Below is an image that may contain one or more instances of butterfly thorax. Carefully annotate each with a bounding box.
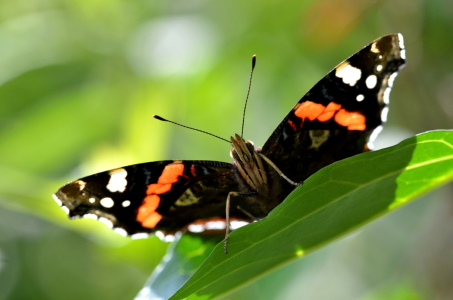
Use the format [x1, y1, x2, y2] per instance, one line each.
[229, 133, 287, 217]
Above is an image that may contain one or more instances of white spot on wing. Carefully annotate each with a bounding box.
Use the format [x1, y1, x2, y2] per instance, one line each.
[383, 87, 391, 105]
[356, 94, 365, 102]
[122, 200, 131, 207]
[100, 197, 114, 208]
[62, 206, 70, 215]
[107, 168, 128, 193]
[75, 180, 86, 190]
[231, 220, 249, 229]
[99, 217, 114, 229]
[376, 65, 383, 72]
[369, 125, 383, 142]
[52, 194, 62, 206]
[89, 197, 96, 203]
[205, 221, 226, 230]
[335, 62, 361, 86]
[187, 220, 249, 233]
[155, 231, 165, 240]
[388, 72, 398, 88]
[366, 75, 377, 89]
[113, 227, 128, 236]
[398, 33, 405, 50]
[370, 42, 379, 53]
[381, 106, 389, 122]
[163, 235, 175, 242]
[154, 231, 175, 242]
[131, 233, 149, 239]
[83, 213, 98, 220]
[188, 224, 205, 232]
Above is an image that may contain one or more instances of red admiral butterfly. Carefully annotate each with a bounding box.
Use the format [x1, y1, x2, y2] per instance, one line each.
[53, 34, 405, 253]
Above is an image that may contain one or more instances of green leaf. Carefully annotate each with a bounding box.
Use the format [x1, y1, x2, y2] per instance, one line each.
[168, 130, 453, 299]
[137, 235, 222, 300]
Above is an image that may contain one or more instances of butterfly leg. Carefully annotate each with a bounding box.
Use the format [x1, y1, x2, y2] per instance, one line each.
[258, 153, 300, 186]
[224, 191, 257, 254]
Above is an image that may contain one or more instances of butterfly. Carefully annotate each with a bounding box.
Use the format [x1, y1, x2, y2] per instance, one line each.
[53, 34, 406, 253]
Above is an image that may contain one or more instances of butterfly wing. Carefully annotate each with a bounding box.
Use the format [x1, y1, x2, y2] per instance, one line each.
[261, 34, 406, 184]
[53, 160, 243, 236]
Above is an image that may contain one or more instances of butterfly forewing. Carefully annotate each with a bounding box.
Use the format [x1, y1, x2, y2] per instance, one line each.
[261, 34, 406, 184]
[54, 160, 241, 235]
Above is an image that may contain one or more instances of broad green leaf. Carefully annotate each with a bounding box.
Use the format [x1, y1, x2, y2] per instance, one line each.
[168, 130, 453, 299]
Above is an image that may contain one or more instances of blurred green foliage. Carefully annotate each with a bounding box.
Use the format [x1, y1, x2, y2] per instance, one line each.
[1, 0, 453, 299]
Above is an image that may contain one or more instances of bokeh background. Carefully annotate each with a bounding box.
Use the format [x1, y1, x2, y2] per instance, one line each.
[1, 0, 453, 299]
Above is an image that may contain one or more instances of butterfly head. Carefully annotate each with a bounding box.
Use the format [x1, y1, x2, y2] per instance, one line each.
[229, 134, 257, 163]
[229, 133, 269, 192]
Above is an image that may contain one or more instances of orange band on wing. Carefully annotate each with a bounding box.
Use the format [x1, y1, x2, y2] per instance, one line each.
[294, 101, 325, 121]
[292, 100, 366, 131]
[137, 195, 160, 223]
[137, 163, 187, 228]
[143, 195, 160, 211]
[317, 102, 341, 122]
[147, 183, 172, 194]
[157, 163, 185, 183]
[334, 109, 366, 130]
[141, 212, 162, 228]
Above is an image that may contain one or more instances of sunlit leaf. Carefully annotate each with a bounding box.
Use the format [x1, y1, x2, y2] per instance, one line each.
[169, 130, 453, 299]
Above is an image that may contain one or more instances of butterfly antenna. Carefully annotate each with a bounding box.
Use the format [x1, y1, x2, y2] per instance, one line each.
[241, 54, 257, 138]
[153, 115, 230, 144]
